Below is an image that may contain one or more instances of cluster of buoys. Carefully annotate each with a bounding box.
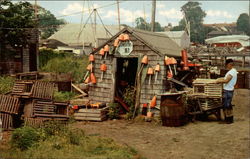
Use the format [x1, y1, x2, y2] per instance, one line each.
[84, 54, 97, 84]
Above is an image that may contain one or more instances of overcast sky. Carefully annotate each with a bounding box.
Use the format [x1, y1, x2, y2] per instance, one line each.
[35, 1, 249, 27]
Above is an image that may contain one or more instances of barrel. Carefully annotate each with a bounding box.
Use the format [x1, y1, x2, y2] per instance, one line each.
[160, 93, 187, 127]
[245, 71, 250, 89]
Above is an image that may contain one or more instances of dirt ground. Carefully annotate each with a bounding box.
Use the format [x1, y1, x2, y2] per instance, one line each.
[74, 89, 250, 159]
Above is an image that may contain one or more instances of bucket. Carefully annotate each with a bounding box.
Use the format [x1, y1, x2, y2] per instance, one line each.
[160, 93, 187, 127]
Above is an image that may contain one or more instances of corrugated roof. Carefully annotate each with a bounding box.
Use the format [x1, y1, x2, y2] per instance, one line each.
[48, 23, 123, 46]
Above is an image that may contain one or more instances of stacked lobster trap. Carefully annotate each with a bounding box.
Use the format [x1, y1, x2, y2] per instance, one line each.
[187, 79, 223, 117]
[0, 79, 69, 130]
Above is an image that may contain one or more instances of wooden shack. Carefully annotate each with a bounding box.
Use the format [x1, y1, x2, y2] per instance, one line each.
[0, 28, 38, 74]
[88, 27, 182, 109]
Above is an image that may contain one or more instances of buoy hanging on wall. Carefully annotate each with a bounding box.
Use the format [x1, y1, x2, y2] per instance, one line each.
[90, 73, 97, 84]
[100, 63, 107, 81]
[154, 64, 160, 82]
[147, 67, 154, 85]
[104, 45, 109, 59]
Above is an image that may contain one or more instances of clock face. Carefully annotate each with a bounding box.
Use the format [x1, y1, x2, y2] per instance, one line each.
[116, 41, 133, 56]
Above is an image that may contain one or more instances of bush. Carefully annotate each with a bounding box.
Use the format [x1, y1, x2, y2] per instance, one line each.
[11, 126, 40, 150]
[41, 56, 88, 83]
[0, 76, 15, 94]
[108, 103, 120, 119]
[53, 91, 76, 102]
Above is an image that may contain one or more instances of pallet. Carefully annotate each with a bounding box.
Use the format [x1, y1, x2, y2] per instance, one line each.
[74, 107, 109, 121]
[0, 94, 20, 114]
[31, 81, 57, 100]
[0, 112, 13, 130]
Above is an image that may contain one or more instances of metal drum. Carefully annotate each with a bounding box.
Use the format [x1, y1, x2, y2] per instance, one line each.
[160, 92, 187, 127]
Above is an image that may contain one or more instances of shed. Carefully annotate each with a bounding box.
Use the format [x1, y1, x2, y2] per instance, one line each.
[88, 27, 182, 109]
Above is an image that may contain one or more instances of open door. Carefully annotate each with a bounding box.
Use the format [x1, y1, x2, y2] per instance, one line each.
[114, 58, 138, 112]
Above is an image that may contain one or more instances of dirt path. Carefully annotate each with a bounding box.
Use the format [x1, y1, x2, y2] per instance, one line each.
[74, 89, 250, 159]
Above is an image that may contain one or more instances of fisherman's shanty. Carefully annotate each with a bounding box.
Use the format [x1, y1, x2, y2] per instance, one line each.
[87, 27, 182, 109]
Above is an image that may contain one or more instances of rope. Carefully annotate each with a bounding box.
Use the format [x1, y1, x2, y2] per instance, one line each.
[96, 10, 113, 37]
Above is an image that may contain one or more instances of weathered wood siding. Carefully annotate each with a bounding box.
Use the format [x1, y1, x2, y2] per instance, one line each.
[89, 32, 168, 108]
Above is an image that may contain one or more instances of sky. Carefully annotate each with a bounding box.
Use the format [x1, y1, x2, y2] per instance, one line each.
[34, 1, 249, 27]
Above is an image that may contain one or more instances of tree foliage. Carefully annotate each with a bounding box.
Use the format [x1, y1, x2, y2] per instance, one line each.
[38, 6, 66, 39]
[135, 17, 164, 32]
[171, 2, 214, 43]
[0, 0, 35, 47]
[236, 13, 250, 36]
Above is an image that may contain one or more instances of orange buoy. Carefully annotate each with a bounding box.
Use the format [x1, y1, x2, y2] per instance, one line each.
[154, 64, 160, 82]
[181, 49, 189, 70]
[118, 34, 125, 41]
[90, 73, 97, 84]
[114, 38, 119, 47]
[167, 71, 173, 78]
[99, 48, 105, 56]
[147, 111, 153, 118]
[147, 67, 154, 75]
[84, 76, 90, 84]
[89, 54, 94, 62]
[165, 56, 170, 65]
[150, 95, 157, 108]
[86, 64, 92, 71]
[124, 34, 129, 41]
[155, 64, 160, 72]
[100, 63, 107, 72]
[141, 55, 148, 64]
[104, 45, 109, 52]
[147, 67, 154, 85]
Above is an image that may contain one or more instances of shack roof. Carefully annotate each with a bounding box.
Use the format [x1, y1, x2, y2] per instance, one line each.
[92, 27, 183, 57]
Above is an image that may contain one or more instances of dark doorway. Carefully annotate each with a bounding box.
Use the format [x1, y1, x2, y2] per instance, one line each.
[115, 58, 138, 113]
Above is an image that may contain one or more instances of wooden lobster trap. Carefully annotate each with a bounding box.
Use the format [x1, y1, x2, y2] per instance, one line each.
[192, 79, 222, 98]
[0, 95, 20, 115]
[0, 112, 13, 130]
[11, 80, 34, 98]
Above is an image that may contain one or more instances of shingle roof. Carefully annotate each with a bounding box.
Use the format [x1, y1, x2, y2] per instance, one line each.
[93, 27, 183, 57]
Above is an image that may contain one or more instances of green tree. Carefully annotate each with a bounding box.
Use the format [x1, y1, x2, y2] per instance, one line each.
[171, 2, 211, 43]
[236, 13, 250, 36]
[135, 17, 164, 32]
[38, 6, 66, 39]
[0, 0, 35, 48]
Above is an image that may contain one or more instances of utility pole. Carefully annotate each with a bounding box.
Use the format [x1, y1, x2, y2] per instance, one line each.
[94, 9, 97, 48]
[151, 0, 156, 32]
[117, 0, 121, 30]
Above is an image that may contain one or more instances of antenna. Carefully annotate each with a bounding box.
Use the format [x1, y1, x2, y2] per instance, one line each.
[116, 0, 121, 30]
[151, 0, 156, 32]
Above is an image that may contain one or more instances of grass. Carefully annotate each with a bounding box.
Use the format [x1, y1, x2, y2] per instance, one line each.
[0, 122, 144, 159]
[0, 76, 15, 94]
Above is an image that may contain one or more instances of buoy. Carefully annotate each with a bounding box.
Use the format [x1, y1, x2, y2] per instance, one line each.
[167, 71, 173, 79]
[170, 57, 177, 75]
[118, 34, 125, 41]
[100, 63, 107, 81]
[90, 73, 97, 84]
[89, 54, 94, 62]
[165, 56, 173, 75]
[141, 55, 148, 64]
[124, 34, 129, 41]
[99, 48, 105, 56]
[114, 38, 119, 47]
[104, 45, 109, 59]
[150, 95, 157, 108]
[154, 64, 160, 82]
[181, 49, 189, 70]
[147, 67, 154, 85]
[84, 76, 90, 84]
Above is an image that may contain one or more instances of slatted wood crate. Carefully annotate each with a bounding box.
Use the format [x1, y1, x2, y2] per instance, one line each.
[198, 98, 222, 111]
[74, 107, 109, 121]
[24, 117, 50, 127]
[32, 100, 69, 118]
[0, 95, 20, 114]
[192, 79, 222, 98]
[31, 81, 57, 100]
[0, 112, 13, 130]
[11, 80, 34, 98]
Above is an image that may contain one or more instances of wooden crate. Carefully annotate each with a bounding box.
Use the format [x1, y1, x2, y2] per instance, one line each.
[0, 112, 13, 130]
[74, 107, 109, 121]
[32, 100, 69, 119]
[31, 81, 57, 100]
[11, 80, 34, 98]
[192, 79, 222, 98]
[198, 98, 222, 111]
[0, 95, 20, 114]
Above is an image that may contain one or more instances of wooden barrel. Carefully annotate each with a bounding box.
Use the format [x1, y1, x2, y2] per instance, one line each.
[160, 93, 187, 127]
[245, 71, 250, 89]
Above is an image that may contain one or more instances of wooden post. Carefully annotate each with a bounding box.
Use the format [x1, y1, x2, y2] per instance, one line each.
[242, 56, 245, 68]
[110, 58, 117, 103]
[151, 0, 156, 32]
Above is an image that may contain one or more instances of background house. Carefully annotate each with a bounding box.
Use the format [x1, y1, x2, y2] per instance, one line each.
[46, 23, 123, 55]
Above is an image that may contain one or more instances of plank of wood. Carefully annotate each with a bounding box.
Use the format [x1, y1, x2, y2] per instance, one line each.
[71, 83, 87, 96]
